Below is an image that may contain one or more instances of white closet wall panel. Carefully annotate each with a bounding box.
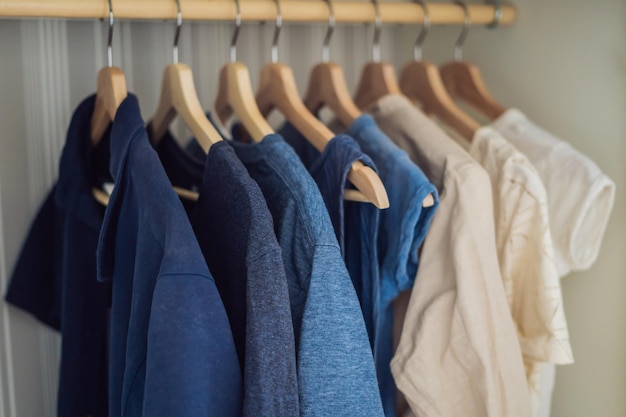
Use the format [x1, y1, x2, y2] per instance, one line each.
[1, 20, 54, 417]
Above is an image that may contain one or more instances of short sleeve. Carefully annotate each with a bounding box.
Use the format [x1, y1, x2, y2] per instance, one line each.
[5, 188, 63, 330]
[495, 169, 573, 365]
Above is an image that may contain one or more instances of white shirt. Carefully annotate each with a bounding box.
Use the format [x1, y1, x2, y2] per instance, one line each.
[491, 109, 615, 277]
[369, 94, 532, 417]
[490, 109, 615, 417]
[468, 127, 574, 415]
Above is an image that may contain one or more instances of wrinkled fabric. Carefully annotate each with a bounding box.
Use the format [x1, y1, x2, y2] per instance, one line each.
[491, 109, 615, 417]
[5, 95, 110, 417]
[369, 94, 532, 417]
[98, 96, 242, 417]
[325, 116, 439, 417]
[491, 109, 615, 277]
[467, 127, 574, 415]
[278, 124, 381, 350]
[197, 115, 384, 416]
[157, 134, 300, 417]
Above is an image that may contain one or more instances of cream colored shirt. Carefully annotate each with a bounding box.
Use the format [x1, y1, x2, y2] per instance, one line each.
[467, 127, 574, 415]
[490, 109, 615, 417]
[490, 109, 615, 277]
[369, 94, 532, 417]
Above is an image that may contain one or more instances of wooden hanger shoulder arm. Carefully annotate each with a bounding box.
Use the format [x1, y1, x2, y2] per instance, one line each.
[91, 66, 127, 145]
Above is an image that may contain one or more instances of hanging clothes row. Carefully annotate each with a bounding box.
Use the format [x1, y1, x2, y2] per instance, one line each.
[3, 1, 614, 417]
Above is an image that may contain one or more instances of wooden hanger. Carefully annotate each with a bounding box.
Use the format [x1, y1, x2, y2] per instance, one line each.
[304, 0, 360, 126]
[91, 66, 127, 145]
[93, 64, 205, 207]
[306, 66, 407, 210]
[257, 63, 387, 209]
[92, 185, 198, 206]
[401, 61, 480, 142]
[144, 3, 214, 205]
[150, 2, 222, 153]
[91, 1, 128, 205]
[440, 62, 505, 120]
[215, 63, 274, 142]
[257, 0, 389, 209]
[353, 0, 401, 110]
[352, 0, 434, 208]
[400, 0, 480, 142]
[305, 63, 361, 128]
[150, 63, 222, 152]
[353, 62, 401, 113]
[214, 2, 273, 142]
[353, 61, 435, 208]
[91, 1, 127, 146]
[307, 63, 437, 209]
[439, 2, 506, 120]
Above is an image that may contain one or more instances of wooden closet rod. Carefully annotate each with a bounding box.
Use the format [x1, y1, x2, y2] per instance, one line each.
[0, 1, 516, 25]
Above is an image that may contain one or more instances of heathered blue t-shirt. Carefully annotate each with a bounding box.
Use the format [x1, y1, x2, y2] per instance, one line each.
[156, 134, 299, 417]
[329, 115, 440, 417]
[5, 95, 110, 417]
[277, 123, 381, 353]
[97, 95, 242, 417]
[189, 118, 384, 416]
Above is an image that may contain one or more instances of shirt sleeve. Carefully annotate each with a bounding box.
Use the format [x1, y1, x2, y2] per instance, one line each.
[391, 166, 533, 417]
[144, 273, 243, 417]
[496, 171, 573, 366]
[298, 245, 384, 416]
[5, 188, 63, 330]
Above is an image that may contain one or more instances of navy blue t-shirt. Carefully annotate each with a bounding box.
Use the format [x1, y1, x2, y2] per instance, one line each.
[5, 95, 110, 417]
[156, 134, 299, 417]
[97, 95, 242, 417]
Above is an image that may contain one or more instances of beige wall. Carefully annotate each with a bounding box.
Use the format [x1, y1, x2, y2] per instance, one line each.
[394, 1, 626, 416]
[0, 1, 624, 416]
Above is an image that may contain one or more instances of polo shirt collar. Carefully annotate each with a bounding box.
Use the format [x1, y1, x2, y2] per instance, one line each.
[109, 94, 144, 181]
[228, 131, 284, 163]
[97, 93, 145, 283]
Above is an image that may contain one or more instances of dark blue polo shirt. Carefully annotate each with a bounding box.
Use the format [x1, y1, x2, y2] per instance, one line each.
[5, 95, 110, 417]
[97, 95, 242, 417]
[156, 135, 299, 417]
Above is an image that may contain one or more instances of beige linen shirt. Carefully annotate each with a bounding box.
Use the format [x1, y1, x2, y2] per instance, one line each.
[369, 94, 532, 417]
[491, 109, 615, 417]
[467, 127, 574, 415]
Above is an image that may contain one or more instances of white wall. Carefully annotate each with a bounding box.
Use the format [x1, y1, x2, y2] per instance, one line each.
[0, 1, 623, 416]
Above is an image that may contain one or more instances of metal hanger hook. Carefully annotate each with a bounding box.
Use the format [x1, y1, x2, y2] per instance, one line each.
[453, 1, 471, 62]
[412, 0, 430, 62]
[484, 0, 502, 29]
[106, 0, 114, 67]
[230, 0, 242, 62]
[371, 0, 382, 62]
[173, 0, 182, 64]
[321, 0, 335, 63]
[271, 0, 283, 63]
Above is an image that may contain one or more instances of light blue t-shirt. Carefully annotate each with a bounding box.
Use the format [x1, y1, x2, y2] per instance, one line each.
[277, 123, 381, 364]
[190, 121, 384, 416]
